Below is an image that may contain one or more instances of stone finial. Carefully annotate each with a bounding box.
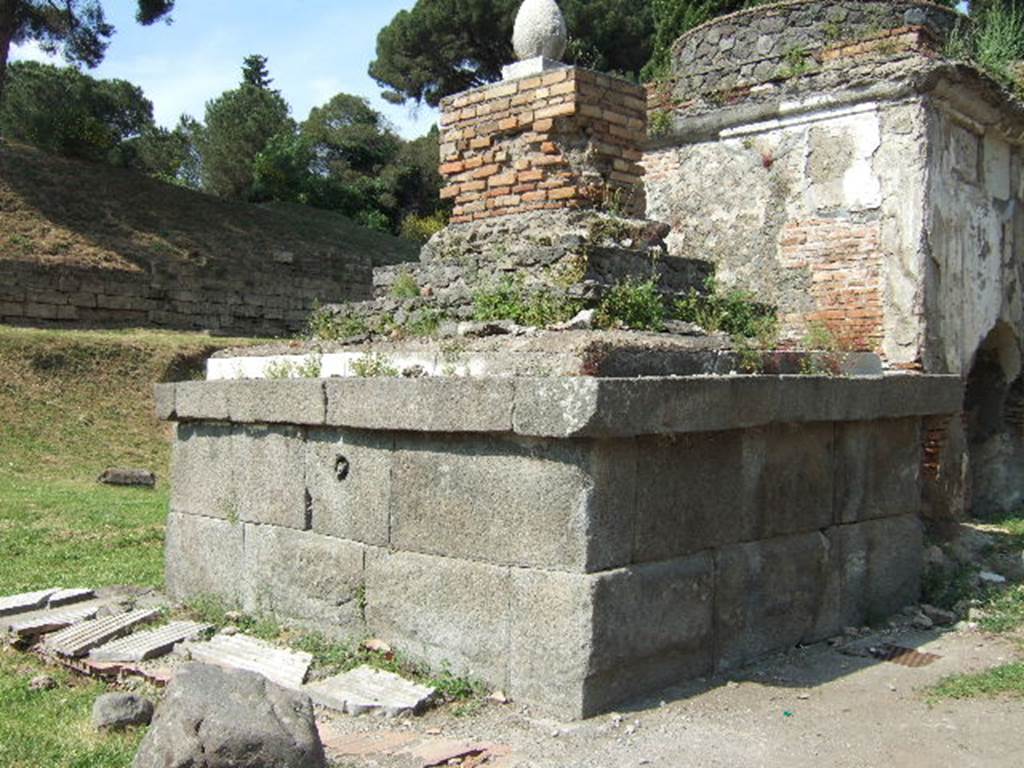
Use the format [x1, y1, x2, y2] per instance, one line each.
[513, 0, 568, 62]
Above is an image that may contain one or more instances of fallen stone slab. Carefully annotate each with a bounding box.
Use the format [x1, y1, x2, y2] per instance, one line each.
[0, 588, 57, 618]
[48, 588, 95, 608]
[304, 665, 436, 717]
[9, 604, 99, 640]
[133, 663, 326, 768]
[98, 468, 157, 488]
[90, 621, 212, 663]
[44, 609, 159, 657]
[186, 633, 312, 691]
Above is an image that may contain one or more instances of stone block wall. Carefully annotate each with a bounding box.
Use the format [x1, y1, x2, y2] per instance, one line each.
[157, 375, 960, 719]
[439, 67, 647, 224]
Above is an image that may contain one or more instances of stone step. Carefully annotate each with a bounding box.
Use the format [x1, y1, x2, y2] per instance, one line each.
[48, 588, 95, 608]
[0, 589, 58, 617]
[305, 666, 436, 717]
[8, 604, 99, 640]
[90, 621, 212, 663]
[43, 609, 160, 658]
[186, 633, 312, 691]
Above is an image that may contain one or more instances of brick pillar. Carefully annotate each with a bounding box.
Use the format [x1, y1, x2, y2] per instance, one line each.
[439, 68, 648, 224]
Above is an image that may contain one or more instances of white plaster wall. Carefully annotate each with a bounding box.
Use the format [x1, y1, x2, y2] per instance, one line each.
[924, 104, 1024, 374]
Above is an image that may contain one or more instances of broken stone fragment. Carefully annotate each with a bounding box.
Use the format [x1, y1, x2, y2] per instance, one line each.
[93, 693, 154, 731]
[97, 468, 156, 489]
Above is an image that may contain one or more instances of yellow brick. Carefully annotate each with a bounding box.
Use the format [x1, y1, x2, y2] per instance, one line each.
[535, 102, 577, 120]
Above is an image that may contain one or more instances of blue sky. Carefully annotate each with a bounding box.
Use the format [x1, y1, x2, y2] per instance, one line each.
[11, 0, 439, 139]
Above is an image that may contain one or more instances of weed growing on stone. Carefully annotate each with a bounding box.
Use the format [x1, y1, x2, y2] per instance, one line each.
[352, 353, 400, 378]
[800, 321, 848, 376]
[649, 109, 672, 137]
[473, 275, 582, 328]
[673, 278, 776, 338]
[264, 354, 322, 379]
[596, 278, 666, 331]
[391, 271, 421, 299]
[781, 45, 813, 78]
[943, 3, 1024, 88]
[305, 305, 369, 341]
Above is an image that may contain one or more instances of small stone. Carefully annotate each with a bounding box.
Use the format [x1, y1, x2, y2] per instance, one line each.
[797, 693, 810, 700]
[912, 612, 934, 630]
[625, 724, 637, 736]
[980, 571, 1007, 584]
[457, 320, 517, 338]
[221, 625, 239, 636]
[223, 611, 243, 622]
[97, 468, 156, 488]
[362, 638, 393, 654]
[726, 680, 739, 689]
[28, 675, 57, 691]
[921, 604, 957, 626]
[550, 309, 595, 331]
[487, 690, 509, 704]
[92, 693, 154, 730]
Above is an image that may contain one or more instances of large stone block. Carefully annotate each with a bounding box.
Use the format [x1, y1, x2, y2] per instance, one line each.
[714, 531, 839, 670]
[834, 419, 921, 524]
[508, 554, 714, 718]
[832, 514, 923, 626]
[165, 513, 245, 606]
[389, 434, 635, 571]
[364, 550, 511, 687]
[170, 423, 238, 520]
[235, 425, 308, 529]
[634, 432, 751, 562]
[228, 380, 326, 425]
[244, 525, 365, 639]
[174, 381, 231, 421]
[305, 429, 392, 546]
[746, 422, 835, 537]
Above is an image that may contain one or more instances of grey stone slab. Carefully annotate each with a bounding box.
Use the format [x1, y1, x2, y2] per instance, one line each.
[244, 525, 365, 639]
[511, 376, 962, 438]
[834, 419, 922, 524]
[89, 621, 211, 662]
[714, 532, 840, 671]
[48, 588, 95, 608]
[170, 423, 238, 519]
[365, 550, 511, 688]
[9, 604, 99, 640]
[187, 633, 312, 691]
[175, 380, 231, 421]
[228, 379, 326, 425]
[389, 434, 594, 571]
[0, 589, 57, 618]
[165, 513, 246, 606]
[304, 666, 436, 717]
[235, 425, 308, 529]
[154, 383, 176, 420]
[746, 422, 835, 538]
[43, 609, 159, 657]
[634, 431, 751, 562]
[510, 555, 715, 719]
[832, 514, 923, 627]
[324, 378, 515, 433]
[305, 429, 392, 546]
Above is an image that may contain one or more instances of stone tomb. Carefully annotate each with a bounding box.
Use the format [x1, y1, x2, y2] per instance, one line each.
[157, 375, 959, 718]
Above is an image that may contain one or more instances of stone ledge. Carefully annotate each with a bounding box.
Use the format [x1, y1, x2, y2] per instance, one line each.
[157, 374, 961, 437]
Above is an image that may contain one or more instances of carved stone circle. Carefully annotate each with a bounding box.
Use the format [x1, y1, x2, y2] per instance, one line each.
[512, 0, 568, 62]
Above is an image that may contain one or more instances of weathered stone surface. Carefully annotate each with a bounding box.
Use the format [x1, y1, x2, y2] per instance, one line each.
[228, 379, 326, 425]
[234, 425, 307, 529]
[0, 589, 57, 618]
[48, 588, 95, 608]
[165, 513, 246, 606]
[714, 532, 839, 670]
[832, 514, 923, 626]
[93, 693, 154, 730]
[834, 419, 922, 524]
[244, 525, 365, 638]
[90, 621, 211, 663]
[153, 383, 176, 421]
[305, 429, 393, 546]
[304, 666, 436, 717]
[174, 380, 230, 421]
[98, 468, 156, 488]
[365, 550, 510, 686]
[170, 423, 237, 519]
[132, 664, 326, 768]
[188, 634, 313, 691]
[9, 604, 99, 640]
[325, 378, 514, 433]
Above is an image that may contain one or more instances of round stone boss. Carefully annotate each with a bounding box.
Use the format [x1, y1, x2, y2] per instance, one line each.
[513, 0, 568, 61]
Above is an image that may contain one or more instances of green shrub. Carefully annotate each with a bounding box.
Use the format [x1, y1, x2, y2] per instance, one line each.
[673, 278, 776, 338]
[351, 353, 399, 378]
[597, 278, 666, 331]
[391, 270, 420, 299]
[305, 306, 369, 341]
[473, 275, 582, 328]
[400, 211, 448, 243]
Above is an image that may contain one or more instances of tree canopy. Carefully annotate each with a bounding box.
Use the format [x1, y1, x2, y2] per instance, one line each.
[0, 1, 174, 105]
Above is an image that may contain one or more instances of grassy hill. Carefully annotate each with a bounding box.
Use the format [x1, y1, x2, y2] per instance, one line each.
[0, 141, 416, 272]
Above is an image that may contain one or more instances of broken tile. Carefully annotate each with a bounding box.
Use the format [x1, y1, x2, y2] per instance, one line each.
[0, 589, 57, 618]
[43, 609, 159, 657]
[186, 633, 312, 690]
[305, 665, 436, 717]
[317, 726, 418, 756]
[48, 588, 95, 608]
[89, 621, 211, 662]
[8, 604, 99, 640]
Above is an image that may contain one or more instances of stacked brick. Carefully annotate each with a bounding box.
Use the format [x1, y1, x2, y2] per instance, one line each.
[439, 68, 647, 224]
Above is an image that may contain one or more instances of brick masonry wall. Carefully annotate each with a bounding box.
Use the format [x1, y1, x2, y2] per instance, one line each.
[0, 251, 405, 337]
[439, 67, 648, 224]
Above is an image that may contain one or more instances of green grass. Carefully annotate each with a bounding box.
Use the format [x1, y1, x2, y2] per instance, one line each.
[0, 648, 146, 768]
[930, 662, 1024, 702]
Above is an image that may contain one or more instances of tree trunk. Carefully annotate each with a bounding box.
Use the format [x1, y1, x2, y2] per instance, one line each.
[0, 3, 13, 111]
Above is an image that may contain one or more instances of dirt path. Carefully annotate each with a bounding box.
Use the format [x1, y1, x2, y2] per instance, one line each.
[319, 625, 1023, 768]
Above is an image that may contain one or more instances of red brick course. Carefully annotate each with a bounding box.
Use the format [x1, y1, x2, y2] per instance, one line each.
[439, 68, 648, 223]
